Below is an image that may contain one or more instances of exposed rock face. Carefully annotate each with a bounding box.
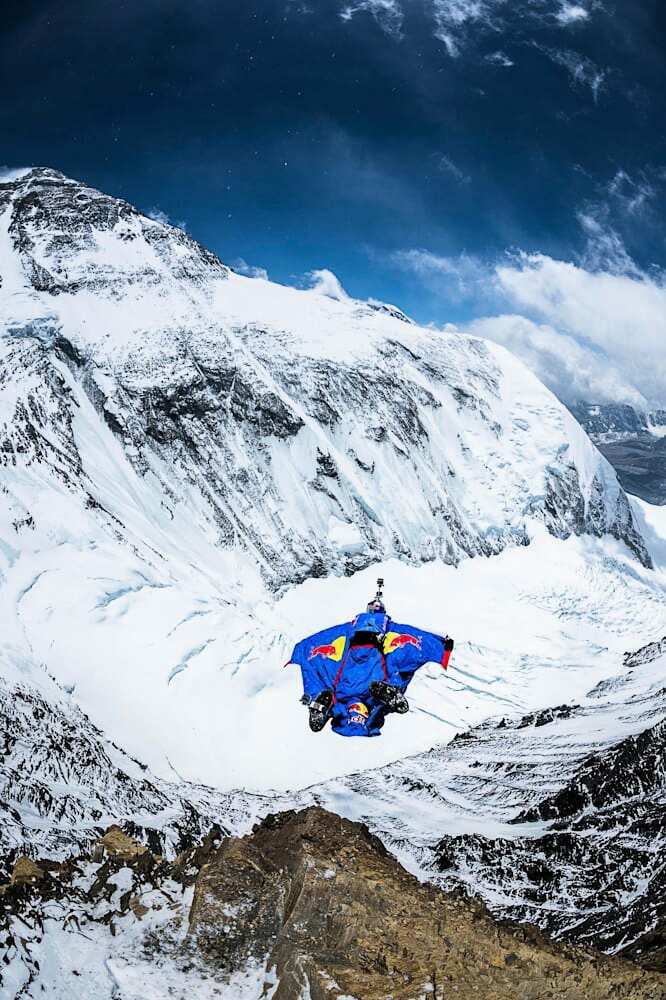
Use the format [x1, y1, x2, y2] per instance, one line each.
[433, 717, 666, 969]
[188, 806, 664, 999]
[0, 821, 223, 997]
[595, 435, 666, 505]
[0, 167, 228, 297]
[570, 401, 666, 504]
[10, 857, 46, 886]
[569, 402, 665, 441]
[6, 811, 662, 998]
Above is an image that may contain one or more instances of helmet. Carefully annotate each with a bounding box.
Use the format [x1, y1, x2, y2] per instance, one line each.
[366, 598, 386, 614]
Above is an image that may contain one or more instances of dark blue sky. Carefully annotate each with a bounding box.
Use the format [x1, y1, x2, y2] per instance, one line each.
[2, 0, 665, 322]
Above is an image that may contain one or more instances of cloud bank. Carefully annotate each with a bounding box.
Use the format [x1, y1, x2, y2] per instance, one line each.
[392, 233, 666, 409]
[488, 253, 666, 407]
[336, 0, 603, 56]
[339, 0, 403, 37]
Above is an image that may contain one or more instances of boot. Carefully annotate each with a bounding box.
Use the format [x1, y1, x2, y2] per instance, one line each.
[308, 689, 333, 732]
[369, 680, 409, 714]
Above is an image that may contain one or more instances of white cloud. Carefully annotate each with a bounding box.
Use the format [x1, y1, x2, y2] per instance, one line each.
[393, 228, 666, 408]
[577, 213, 643, 276]
[437, 154, 471, 184]
[540, 47, 607, 101]
[147, 207, 188, 231]
[0, 166, 33, 182]
[339, 0, 404, 37]
[555, 3, 590, 25]
[431, 0, 505, 56]
[491, 252, 666, 406]
[432, 0, 504, 29]
[606, 169, 656, 216]
[392, 248, 491, 301]
[485, 50, 514, 67]
[306, 268, 349, 299]
[467, 313, 648, 408]
[233, 258, 269, 280]
[335, 1, 603, 54]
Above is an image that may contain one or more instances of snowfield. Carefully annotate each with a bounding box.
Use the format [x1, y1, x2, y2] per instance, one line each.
[12, 523, 666, 793]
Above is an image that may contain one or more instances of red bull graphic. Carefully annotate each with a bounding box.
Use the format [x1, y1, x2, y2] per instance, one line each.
[348, 702, 369, 725]
[308, 635, 346, 662]
[310, 643, 336, 659]
[384, 631, 422, 653]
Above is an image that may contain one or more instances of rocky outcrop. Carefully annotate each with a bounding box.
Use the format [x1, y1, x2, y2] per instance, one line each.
[434, 716, 666, 968]
[595, 436, 666, 506]
[570, 402, 660, 441]
[0, 661, 262, 877]
[6, 810, 662, 998]
[188, 806, 664, 999]
[0, 820, 223, 997]
[1, 167, 228, 297]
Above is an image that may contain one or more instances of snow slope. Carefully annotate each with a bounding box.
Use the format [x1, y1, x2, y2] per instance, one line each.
[0, 167, 663, 858]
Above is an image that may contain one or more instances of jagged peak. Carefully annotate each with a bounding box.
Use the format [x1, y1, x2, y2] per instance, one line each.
[0, 166, 74, 186]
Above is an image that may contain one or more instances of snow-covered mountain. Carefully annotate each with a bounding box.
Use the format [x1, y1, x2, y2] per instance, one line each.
[1, 168, 647, 583]
[1, 167, 654, 792]
[570, 402, 666, 504]
[1, 168, 665, 994]
[570, 403, 666, 443]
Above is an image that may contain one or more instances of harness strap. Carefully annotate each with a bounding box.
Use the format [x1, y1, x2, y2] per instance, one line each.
[380, 650, 388, 681]
[331, 646, 349, 705]
[331, 641, 389, 704]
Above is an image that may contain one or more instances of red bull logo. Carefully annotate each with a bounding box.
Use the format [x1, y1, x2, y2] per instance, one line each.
[308, 635, 346, 662]
[309, 643, 336, 659]
[384, 631, 422, 653]
[348, 702, 369, 725]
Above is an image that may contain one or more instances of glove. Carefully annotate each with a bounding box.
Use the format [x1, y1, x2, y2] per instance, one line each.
[300, 693, 311, 706]
[442, 637, 454, 670]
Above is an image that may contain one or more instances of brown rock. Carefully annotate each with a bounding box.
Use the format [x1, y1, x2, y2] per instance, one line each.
[97, 825, 148, 861]
[10, 856, 46, 885]
[189, 807, 666, 1000]
[129, 894, 150, 919]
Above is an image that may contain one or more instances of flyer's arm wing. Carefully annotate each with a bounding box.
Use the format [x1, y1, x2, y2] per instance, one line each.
[384, 621, 453, 677]
[287, 624, 350, 699]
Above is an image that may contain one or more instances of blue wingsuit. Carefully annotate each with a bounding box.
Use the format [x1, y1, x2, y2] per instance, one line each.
[289, 611, 451, 737]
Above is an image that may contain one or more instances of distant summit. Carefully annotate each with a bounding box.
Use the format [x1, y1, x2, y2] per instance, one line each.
[571, 401, 666, 504]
